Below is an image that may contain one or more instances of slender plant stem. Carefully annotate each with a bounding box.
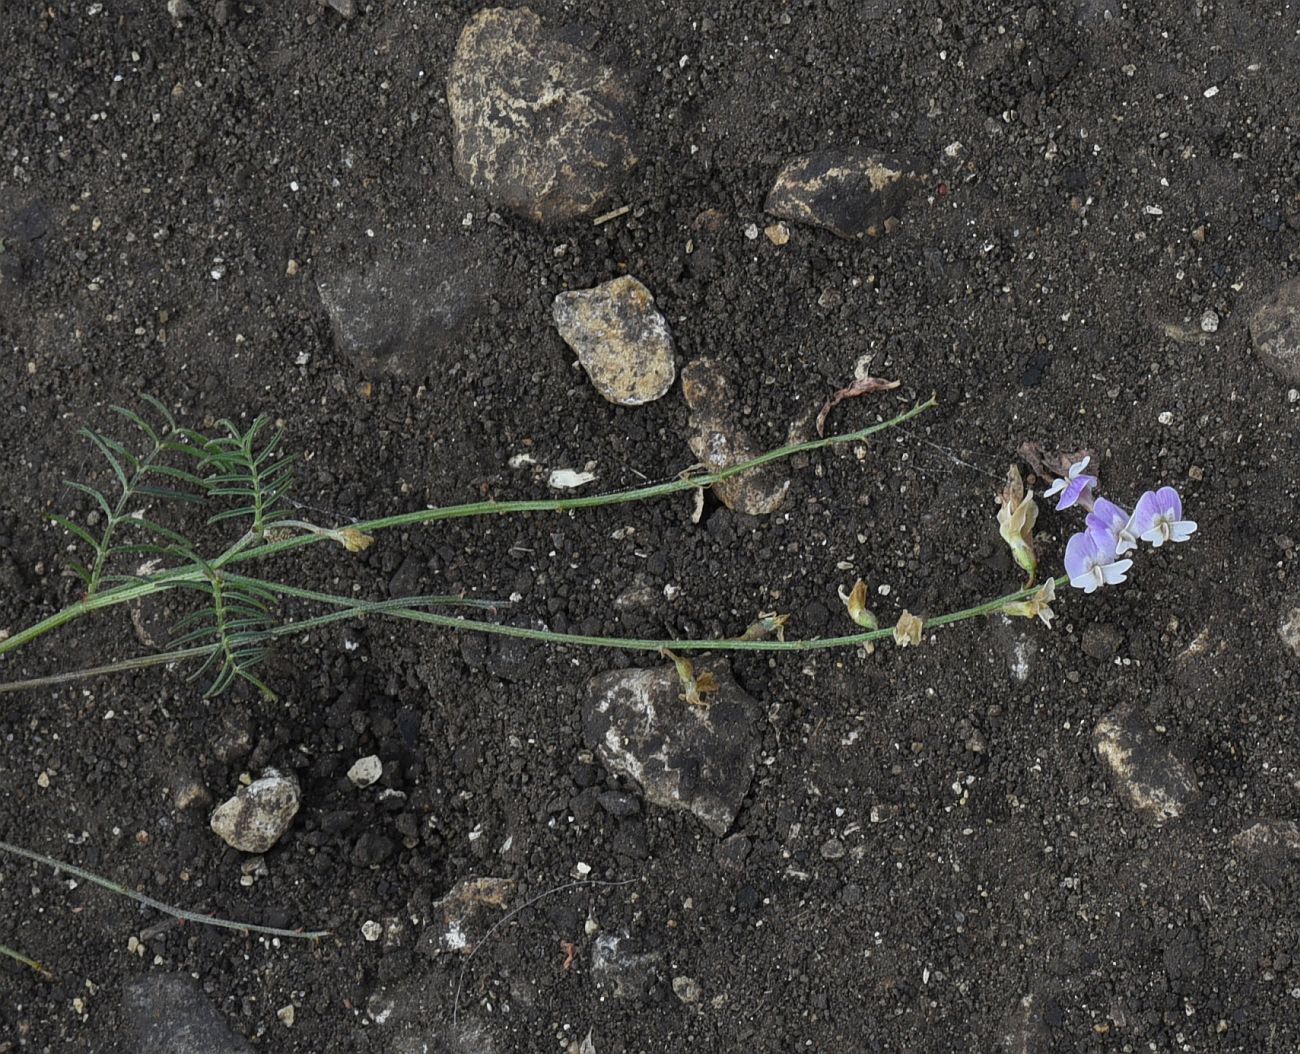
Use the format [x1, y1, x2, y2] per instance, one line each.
[0, 942, 52, 979]
[214, 397, 938, 568]
[0, 839, 329, 939]
[258, 575, 1069, 653]
[0, 398, 936, 661]
[0, 595, 503, 695]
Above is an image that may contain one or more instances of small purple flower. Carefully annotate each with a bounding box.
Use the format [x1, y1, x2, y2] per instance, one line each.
[1129, 486, 1197, 547]
[1085, 496, 1138, 555]
[1044, 456, 1098, 511]
[1065, 528, 1133, 593]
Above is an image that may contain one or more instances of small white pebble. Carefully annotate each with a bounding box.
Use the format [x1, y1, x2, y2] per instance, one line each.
[277, 1005, 295, 1027]
[576, 861, 592, 876]
[347, 756, 383, 788]
[744, 223, 759, 240]
[877, 584, 891, 596]
[361, 920, 383, 942]
[1200, 309, 1219, 333]
[1203, 85, 1219, 98]
[1158, 411, 1174, 425]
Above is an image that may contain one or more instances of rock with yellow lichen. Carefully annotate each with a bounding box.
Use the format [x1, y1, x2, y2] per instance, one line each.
[765, 148, 926, 239]
[553, 276, 676, 406]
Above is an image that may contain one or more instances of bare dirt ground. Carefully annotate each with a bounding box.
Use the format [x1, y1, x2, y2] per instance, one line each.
[2, 1, 1300, 1051]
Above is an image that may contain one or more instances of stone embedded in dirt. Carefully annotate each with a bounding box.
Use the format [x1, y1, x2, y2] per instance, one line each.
[591, 933, 664, 1000]
[1249, 277, 1300, 383]
[347, 755, 383, 788]
[352, 830, 395, 867]
[1092, 705, 1198, 825]
[416, 876, 517, 957]
[209, 769, 301, 853]
[597, 790, 640, 818]
[459, 619, 541, 682]
[681, 358, 789, 517]
[1279, 606, 1300, 656]
[446, 7, 637, 223]
[552, 276, 676, 406]
[123, 974, 254, 1054]
[765, 148, 926, 240]
[1231, 819, 1300, 857]
[212, 706, 254, 764]
[317, 236, 492, 378]
[1080, 622, 1123, 660]
[582, 658, 763, 836]
[672, 975, 701, 1004]
[998, 993, 1051, 1053]
[173, 774, 212, 813]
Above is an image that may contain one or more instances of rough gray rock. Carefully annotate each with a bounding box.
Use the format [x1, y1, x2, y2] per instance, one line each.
[1092, 705, 1198, 825]
[1232, 819, 1300, 857]
[583, 658, 763, 836]
[209, 769, 301, 853]
[681, 358, 789, 515]
[553, 276, 676, 405]
[123, 975, 253, 1054]
[591, 933, 664, 1000]
[416, 876, 516, 957]
[447, 7, 637, 223]
[765, 148, 926, 239]
[1249, 277, 1300, 383]
[317, 236, 491, 377]
[1279, 606, 1300, 656]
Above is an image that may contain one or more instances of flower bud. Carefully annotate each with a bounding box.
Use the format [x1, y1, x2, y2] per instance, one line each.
[1002, 579, 1057, 627]
[838, 580, 879, 630]
[338, 527, 374, 553]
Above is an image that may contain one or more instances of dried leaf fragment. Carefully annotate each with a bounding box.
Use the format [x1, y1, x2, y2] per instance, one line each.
[816, 376, 901, 437]
[660, 648, 719, 708]
[734, 611, 790, 642]
[892, 610, 924, 647]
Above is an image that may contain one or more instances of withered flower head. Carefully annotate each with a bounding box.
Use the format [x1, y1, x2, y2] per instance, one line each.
[996, 465, 1038, 586]
[1002, 578, 1057, 627]
[892, 609, 924, 647]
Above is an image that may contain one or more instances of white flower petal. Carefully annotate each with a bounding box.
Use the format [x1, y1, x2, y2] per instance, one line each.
[1044, 478, 1066, 497]
[1169, 520, 1197, 542]
[1069, 571, 1099, 593]
[1101, 559, 1133, 585]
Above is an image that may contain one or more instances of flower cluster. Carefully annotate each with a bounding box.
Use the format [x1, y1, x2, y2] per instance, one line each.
[1049, 457, 1197, 594]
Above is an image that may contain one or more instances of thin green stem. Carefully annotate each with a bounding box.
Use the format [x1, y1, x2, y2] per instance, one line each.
[0, 398, 936, 661]
[0, 839, 329, 940]
[216, 397, 938, 568]
[0, 942, 53, 979]
[297, 574, 1067, 653]
[0, 595, 503, 695]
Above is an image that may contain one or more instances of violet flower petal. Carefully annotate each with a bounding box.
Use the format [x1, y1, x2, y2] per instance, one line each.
[1087, 497, 1137, 554]
[1054, 472, 1098, 511]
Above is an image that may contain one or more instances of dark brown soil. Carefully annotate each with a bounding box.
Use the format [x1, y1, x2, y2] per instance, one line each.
[2, 2, 1299, 1052]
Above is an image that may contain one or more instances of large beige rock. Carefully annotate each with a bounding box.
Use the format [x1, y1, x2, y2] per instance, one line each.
[447, 7, 637, 223]
[553, 276, 676, 405]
